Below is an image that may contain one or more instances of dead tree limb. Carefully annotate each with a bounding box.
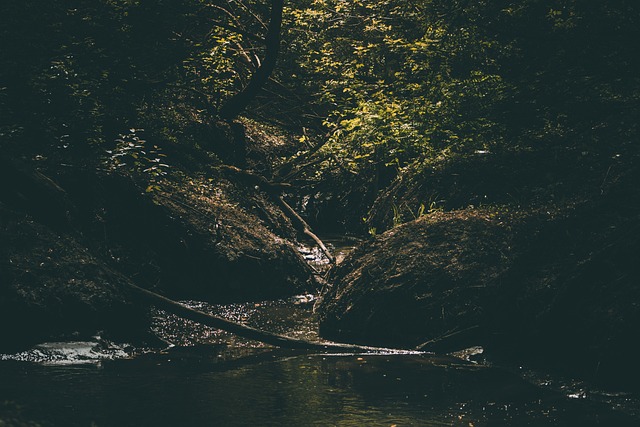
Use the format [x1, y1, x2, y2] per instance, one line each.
[415, 325, 481, 353]
[220, 165, 335, 264]
[275, 195, 335, 264]
[129, 283, 418, 353]
[273, 127, 339, 182]
[220, 164, 291, 193]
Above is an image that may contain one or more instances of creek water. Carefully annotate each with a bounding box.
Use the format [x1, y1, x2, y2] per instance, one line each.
[1, 240, 638, 426]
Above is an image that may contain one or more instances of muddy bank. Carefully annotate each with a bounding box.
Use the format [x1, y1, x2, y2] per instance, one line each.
[0, 203, 147, 352]
[367, 146, 633, 233]
[318, 208, 530, 348]
[0, 122, 317, 351]
[319, 164, 640, 388]
[52, 169, 314, 302]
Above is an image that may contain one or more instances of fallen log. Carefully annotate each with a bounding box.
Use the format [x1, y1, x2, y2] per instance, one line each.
[128, 283, 418, 354]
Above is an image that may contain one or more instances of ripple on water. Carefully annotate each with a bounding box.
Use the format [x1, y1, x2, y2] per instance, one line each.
[0, 336, 130, 365]
[151, 299, 321, 348]
[0, 298, 322, 365]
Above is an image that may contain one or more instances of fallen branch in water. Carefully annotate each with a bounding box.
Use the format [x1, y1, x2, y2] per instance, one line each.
[275, 195, 335, 264]
[220, 164, 335, 264]
[129, 283, 417, 353]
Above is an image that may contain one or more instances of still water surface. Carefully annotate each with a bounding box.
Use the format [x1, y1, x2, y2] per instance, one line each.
[0, 350, 613, 427]
[1, 298, 637, 426]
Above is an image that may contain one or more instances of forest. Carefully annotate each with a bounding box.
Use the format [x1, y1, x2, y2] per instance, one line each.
[1, 0, 640, 425]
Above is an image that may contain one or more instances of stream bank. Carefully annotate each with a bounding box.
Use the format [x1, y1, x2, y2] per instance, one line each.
[317, 151, 640, 390]
[0, 121, 318, 352]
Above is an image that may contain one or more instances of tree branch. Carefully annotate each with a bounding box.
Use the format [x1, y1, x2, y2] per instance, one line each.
[220, 164, 336, 264]
[129, 283, 418, 353]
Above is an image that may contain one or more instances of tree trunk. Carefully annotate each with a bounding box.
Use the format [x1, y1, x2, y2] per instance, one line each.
[219, 0, 284, 120]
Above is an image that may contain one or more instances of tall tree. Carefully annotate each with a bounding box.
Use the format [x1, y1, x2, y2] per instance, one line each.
[219, 0, 284, 120]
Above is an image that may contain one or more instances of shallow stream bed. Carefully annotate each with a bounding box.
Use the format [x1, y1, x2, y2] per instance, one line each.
[1, 239, 638, 426]
[1, 298, 638, 426]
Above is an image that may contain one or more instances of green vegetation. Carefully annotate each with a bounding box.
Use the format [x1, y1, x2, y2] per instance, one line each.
[1, 0, 639, 389]
[1, 0, 284, 164]
[280, 0, 639, 230]
[3, 1, 637, 186]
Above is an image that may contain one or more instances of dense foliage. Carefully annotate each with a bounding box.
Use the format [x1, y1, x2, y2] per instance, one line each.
[2, 2, 639, 398]
[276, 0, 639, 231]
[280, 0, 640, 169]
[1, 0, 638, 219]
[1, 0, 279, 163]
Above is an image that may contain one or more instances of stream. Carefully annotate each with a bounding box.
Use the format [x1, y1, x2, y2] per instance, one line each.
[1, 239, 639, 426]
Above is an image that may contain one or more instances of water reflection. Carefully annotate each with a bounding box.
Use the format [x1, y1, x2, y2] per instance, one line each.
[0, 337, 130, 365]
[1, 271, 638, 425]
[0, 350, 637, 426]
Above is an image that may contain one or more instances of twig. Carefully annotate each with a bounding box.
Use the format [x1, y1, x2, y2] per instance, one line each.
[416, 325, 481, 352]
